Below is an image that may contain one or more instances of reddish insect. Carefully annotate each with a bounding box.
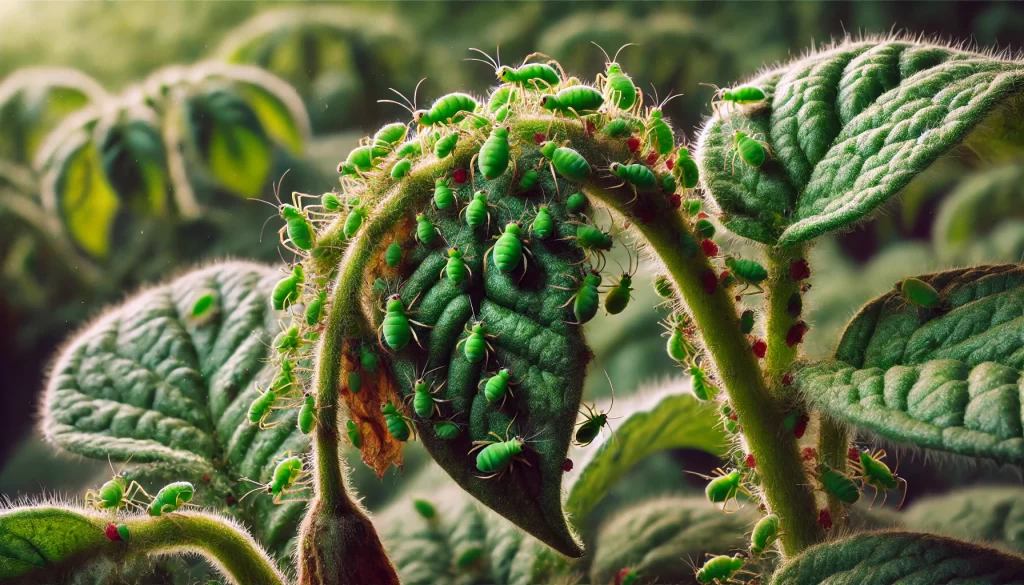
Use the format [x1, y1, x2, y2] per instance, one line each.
[790, 259, 810, 280]
[701, 239, 719, 257]
[453, 168, 468, 184]
[702, 269, 718, 294]
[752, 338, 767, 358]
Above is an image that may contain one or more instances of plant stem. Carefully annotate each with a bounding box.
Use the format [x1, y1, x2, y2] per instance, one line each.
[763, 244, 805, 390]
[818, 417, 851, 525]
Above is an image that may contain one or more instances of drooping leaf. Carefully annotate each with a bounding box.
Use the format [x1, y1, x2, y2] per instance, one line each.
[41, 262, 309, 559]
[234, 80, 309, 155]
[798, 264, 1024, 464]
[933, 162, 1024, 261]
[589, 496, 759, 585]
[564, 381, 728, 529]
[697, 40, 1024, 245]
[97, 111, 170, 217]
[770, 531, 1024, 585]
[905, 487, 1024, 553]
[187, 89, 272, 198]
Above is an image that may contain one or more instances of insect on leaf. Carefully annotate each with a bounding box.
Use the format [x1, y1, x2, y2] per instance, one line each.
[698, 40, 1024, 245]
[798, 264, 1024, 465]
[769, 531, 1024, 585]
[41, 262, 309, 560]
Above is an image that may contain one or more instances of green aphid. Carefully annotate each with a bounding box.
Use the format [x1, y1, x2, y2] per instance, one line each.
[441, 246, 472, 285]
[480, 368, 515, 406]
[391, 158, 412, 179]
[244, 456, 305, 505]
[381, 401, 414, 442]
[378, 294, 426, 351]
[673, 147, 700, 189]
[818, 464, 861, 504]
[664, 325, 696, 363]
[711, 84, 767, 108]
[395, 141, 422, 159]
[470, 426, 527, 479]
[661, 173, 677, 194]
[897, 277, 940, 309]
[372, 278, 388, 296]
[684, 198, 702, 216]
[271, 359, 296, 392]
[305, 289, 327, 326]
[725, 257, 768, 291]
[497, 62, 561, 91]
[540, 141, 592, 182]
[644, 107, 676, 156]
[558, 271, 601, 325]
[190, 291, 217, 323]
[705, 469, 744, 508]
[359, 345, 379, 373]
[434, 420, 462, 440]
[415, 213, 438, 245]
[434, 131, 459, 158]
[456, 320, 497, 364]
[321, 192, 342, 212]
[610, 162, 658, 190]
[594, 43, 638, 110]
[740, 309, 755, 334]
[462, 190, 491, 230]
[338, 144, 383, 176]
[85, 463, 145, 512]
[347, 419, 361, 449]
[279, 204, 315, 252]
[344, 197, 368, 239]
[408, 376, 447, 419]
[731, 130, 770, 169]
[495, 104, 510, 123]
[385, 242, 402, 267]
[147, 481, 194, 516]
[696, 554, 744, 585]
[858, 449, 905, 507]
[248, 384, 279, 428]
[690, 364, 718, 401]
[413, 498, 437, 519]
[750, 514, 780, 558]
[653, 275, 674, 299]
[415, 93, 479, 126]
[695, 218, 716, 239]
[433, 178, 456, 210]
[112, 524, 131, 543]
[274, 325, 303, 354]
[604, 271, 634, 315]
[540, 85, 604, 115]
[479, 126, 511, 180]
[486, 85, 518, 113]
[297, 394, 316, 434]
[575, 382, 614, 446]
[601, 117, 637, 138]
[348, 370, 362, 394]
[530, 205, 554, 239]
[372, 122, 408, 151]
[565, 192, 587, 215]
[570, 223, 614, 270]
[487, 221, 531, 274]
[519, 168, 539, 191]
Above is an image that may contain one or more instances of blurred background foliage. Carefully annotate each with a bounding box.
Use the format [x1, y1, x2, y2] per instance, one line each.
[4, 1, 1024, 582]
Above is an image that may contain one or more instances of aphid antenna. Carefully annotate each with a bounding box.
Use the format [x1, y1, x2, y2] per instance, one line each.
[649, 84, 684, 110]
[590, 41, 612, 65]
[378, 78, 425, 116]
[466, 47, 500, 71]
[612, 43, 637, 63]
[698, 82, 725, 95]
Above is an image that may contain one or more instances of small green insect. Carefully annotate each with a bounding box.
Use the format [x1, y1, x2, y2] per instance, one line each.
[434, 131, 459, 158]
[381, 401, 415, 442]
[413, 498, 437, 519]
[575, 372, 616, 446]
[378, 293, 429, 352]
[86, 459, 148, 513]
[725, 257, 768, 293]
[305, 289, 327, 326]
[433, 178, 456, 210]
[690, 364, 718, 401]
[653, 275, 674, 299]
[695, 218, 716, 239]
[105, 523, 131, 543]
[321, 192, 342, 212]
[519, 168, 539, 191]
[347, 419, 361, 449]
[189, 291, 217, 324]
[661, 172, 677, 194]
[416, 92, 480, 126]
[856, 449, 907, 508]
[729, 130, 772, 171]
[415, 213, 438, 245]
[701, 468, 747, 510]
[673, 147, 700, 189]
[750, 514, 780, 558]
[480, 368, 518, 407]
[391, 158, 412, 180]
[441, 246, 473, 285]
[530, 204, 554, 239]
[348, 370, 362, 394]
[540, 85, 604, 115]
[695, 554, 744, 584]
[147, 481, 195, 516]
[565, 221, 614, 270]
[818, 464, 861, 504]
[610, 162, 658, 194]
[359, 345, 379, 373]
[663, 319, 696, 363]
[240, 456, 306, 505]
[644, 89, 683, 156]
[469, 420, 530, 480]
[274, 325, 304, 354]
[601, 117, 638, 138]
[344, 197, 369, 239]
[478, 125, 512, 180]
[684, 198, 702, 216]
[540, 141, 592, 182]
[565, 192, 587, 215]
[297, 393, 316, 434]
[278, 203, 316, 252]
[487, 85, 518, 113]
[406, 372, 449, 418]
[395, 141, 422, 159]
[468, 48, 562, 91]
[896, 277, 941, 309]
[271, 358, 296, 393]
[385, 241, 402, 268]
[434, 419, 463, 440]
[248, 383, 282, 429]
[604, 257, 637, 315]
[495, 103, 510, 122]
[337, 144, 383, 176]
[705, 83, 767, 112]
[456, 320, 499, 364]
[485, 221, 533, 276]
[461, 190, 493, 231]
[593, 42, 638, 111]
[371, 122, 408, 151]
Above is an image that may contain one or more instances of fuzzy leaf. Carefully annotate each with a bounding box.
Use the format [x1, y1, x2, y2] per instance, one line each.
[41, 262, 309, 558]
[798, 264, 1024, 464]
[770, 531, 1024, 585]
[0, 507, 106, 581]
[564, 382, 728, 529]
[697, 40, 1024, 245]
[383, 148, 591, 557]
[905, 487, 1024, 553]
[934, 163, 1024, 261]
[590, 496, 758, 585]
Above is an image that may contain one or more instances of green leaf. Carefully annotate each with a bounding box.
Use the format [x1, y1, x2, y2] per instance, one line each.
[797, 264, 1024, 464]
[97, 112, 170, 217]
[564, 382, 728, 529]
[697, 40, 1024, 245]
[934, 163, 1024, 261]
[0, 506, 107, 580]
[41, 262, 309, 559]
[770, 531, 1024, 585]
[187, 89, 272, 198]
[904, 486, 1024, 553]
[386, 149, 591, 557]
[234, 80, 309, 155]
[589, 496, 758, 585]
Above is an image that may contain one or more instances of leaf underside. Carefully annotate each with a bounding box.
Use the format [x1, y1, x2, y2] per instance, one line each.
[798, 264, 1024, 465]
[770, 531, 1024, 585]
[904, 486, 1024, 553]
[0, 507, 106, 581]
[41, 262, 308, 558]
[380, 148, 591, 557]
[698, 40, 1024, 245]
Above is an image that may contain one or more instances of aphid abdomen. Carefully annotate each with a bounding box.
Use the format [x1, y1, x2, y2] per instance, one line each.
[494, 231, 523, 272]
[479, 127, 511, 180]
[383, 311, 412, 351]
[550, 147, 592, 182]
[573, 281, 601, 324]
[475, 439, 522, 473]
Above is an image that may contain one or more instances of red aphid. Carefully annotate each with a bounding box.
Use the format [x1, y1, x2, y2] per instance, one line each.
[452, 168, 468, 184]
[702, 269, 718, 294]
[785, 321, 808, 347]
[719, 270, 731, 283]
[533, 132, 546, 145]
[633, 203, 655, 224]
[848, 447, 861, 461]
[105, 523, 121, 542]
[782, 373, 794, 386]
[729, 413, 738, 422]
[226, 494, 237, 506]
[696, 212, 709, 220]
[802, 447, 818, 461]
[615, 568, 636, 585]
[626, 136, 641, 152]
[645, 151, 659, 165]
[667, 193, 682, 209]
[666, 157, 675, 170]
[818, 509, 832, 530]
[700, 239, 719, 257]
[790, 259, 811, 281]
[562, 458, 574, 472]
[792, 414, 808, 439]
[752, 339, 767, 359]
[585, 120, 597, 136]
[745, 453, 756, 468]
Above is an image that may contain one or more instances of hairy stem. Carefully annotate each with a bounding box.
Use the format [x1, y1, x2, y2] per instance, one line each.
[763, 244, 805, 390]
[818, 417, 851, 525]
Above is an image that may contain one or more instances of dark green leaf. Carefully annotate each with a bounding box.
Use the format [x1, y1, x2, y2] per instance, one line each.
[97, 112, 170, 216]
[234, 81, 309, 155]
[0, 506, 106, 581]
[187, 89, 272, 198]
[905, 487, 1024, 553]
